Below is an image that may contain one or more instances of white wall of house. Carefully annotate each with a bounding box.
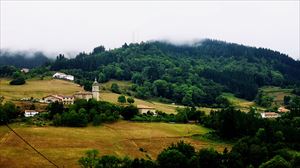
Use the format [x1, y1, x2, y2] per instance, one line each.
[25, 111, 39, 117]
[138, 109, 156, 114]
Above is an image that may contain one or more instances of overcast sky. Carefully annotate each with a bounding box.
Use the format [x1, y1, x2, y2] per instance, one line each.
[0, 1, 299, 59]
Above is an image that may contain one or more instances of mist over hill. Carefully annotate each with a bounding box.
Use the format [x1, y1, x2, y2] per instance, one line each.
[0, 50, 53, 68]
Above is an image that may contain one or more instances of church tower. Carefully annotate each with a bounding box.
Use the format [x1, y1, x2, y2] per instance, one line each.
[92, 78, 100, 101]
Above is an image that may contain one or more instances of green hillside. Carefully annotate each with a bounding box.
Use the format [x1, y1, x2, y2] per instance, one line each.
[47, 39, 300, 108]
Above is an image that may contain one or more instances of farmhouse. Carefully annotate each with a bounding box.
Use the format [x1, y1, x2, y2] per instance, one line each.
[74, 91, 93, 101]
[260, 112, 280, 119]
[53, 72, 74, 81]
[21, 68, 29, 73]
[278, 106, 290, 113]
[43, 95, 74, 104]
[24, 110, 39, 117]
[137, 105, 156, 114]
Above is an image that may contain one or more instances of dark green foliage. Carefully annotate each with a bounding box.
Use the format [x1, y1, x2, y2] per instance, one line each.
[49, 40, 300, 106]
[92, 114, 102, 126]
[259, 155, 291, 168]
[255, 90, 274, 107]
[0, 101, 20, 124]
[9, 77, 26, 85]
[157, 149, 187, 168]
[120, 105, 138, 120]
[92, 46, 105, 54]
[78, 149, 99, 168]
[111, 83, 121, 93]
[284, 96, 291, 105]
[215, 95, 231, 108]
[118, 95, 126, 104]
[47, 101, 64, 119]
[165, 141, 195, 159]
[127, 97, 135, 104]
[131, 107, 205, 123]
[0, 65, 17, 77]
[197, 148, 221, 168]
[60, 110, 88, 127]
[293, 87, 300, 96]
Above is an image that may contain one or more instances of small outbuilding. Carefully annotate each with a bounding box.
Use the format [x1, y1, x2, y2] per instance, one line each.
[278, 106, 290, 113]
[260, 112, 280, 119]
[24, 110, 39, 117]
[137, 105, 156, 114]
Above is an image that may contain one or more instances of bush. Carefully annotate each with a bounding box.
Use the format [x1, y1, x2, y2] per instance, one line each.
[9, 77, 26, 85]
[118, 95, 126, 104]
[111, 83, 121, 93]
[120, 105, 138, 120]
[127, 97, 135, 104]
[93, 114, 102, 126]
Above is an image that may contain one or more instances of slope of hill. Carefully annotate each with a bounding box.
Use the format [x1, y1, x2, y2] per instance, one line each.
[0, 78, 83, 100]
[49, 39, 300, 107]
[0, 78, 183, 113]
[0, 122, 231, 168]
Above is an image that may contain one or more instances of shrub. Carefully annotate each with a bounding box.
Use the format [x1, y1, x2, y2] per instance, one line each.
[9, 77, 26, 85]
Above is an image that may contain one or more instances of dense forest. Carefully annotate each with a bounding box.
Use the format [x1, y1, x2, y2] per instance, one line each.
[0, 50, 51, 68]
[48, 39, 300, 106]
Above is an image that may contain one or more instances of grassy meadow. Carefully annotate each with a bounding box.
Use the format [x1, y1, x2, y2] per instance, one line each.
[261, 86, 294, 105]
[0, 78, 84, 100]
[0, 121, 231, 168]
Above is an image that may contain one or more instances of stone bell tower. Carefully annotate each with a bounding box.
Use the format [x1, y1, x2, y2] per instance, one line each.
[92, 78, 100, 101]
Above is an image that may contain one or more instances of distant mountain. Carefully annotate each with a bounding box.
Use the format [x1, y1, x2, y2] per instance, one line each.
[48, 39, 300, 105]
[0, 50, 52, 68]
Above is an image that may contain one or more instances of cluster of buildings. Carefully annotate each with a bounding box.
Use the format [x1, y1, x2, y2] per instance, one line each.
[260, 106, 290, 119]
[42, 79, 101, 105]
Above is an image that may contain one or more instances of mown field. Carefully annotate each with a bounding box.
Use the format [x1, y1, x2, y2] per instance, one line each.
[0, 121, 231, 168]
[261, 86, 294, 105]
[0, 78, 84, 100]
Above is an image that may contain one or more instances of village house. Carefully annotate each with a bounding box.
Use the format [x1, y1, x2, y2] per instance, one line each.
[52, 72, 74, 81]
[278, 106, 290, 113]
[260, 112, 280, 119]
[137, 105, 156, 114]
[24, 110, 39, 117]
[21, 68, 29, 73]
[43, 95, 74, 104]
[74, 91, 93, 101]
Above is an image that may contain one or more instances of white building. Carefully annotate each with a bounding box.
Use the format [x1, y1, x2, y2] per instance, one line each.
[21, 68, 29, 73]
[53, 72, 74, 81]
[260, 112, 280, 119]
[74, 91, 93, 101]
[137, 105, 156, 114]
[43, 95, 74, 105]
[24, 110, 39, 117]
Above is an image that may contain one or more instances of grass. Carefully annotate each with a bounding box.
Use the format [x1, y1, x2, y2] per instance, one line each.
[101, 80, 133, 91]
[100, 92, 183, 114]
[0, 121, 231, 168]
[261, 86, 294, 105]
[222, 92, 268, 112]
[0, 78, 84, 101]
